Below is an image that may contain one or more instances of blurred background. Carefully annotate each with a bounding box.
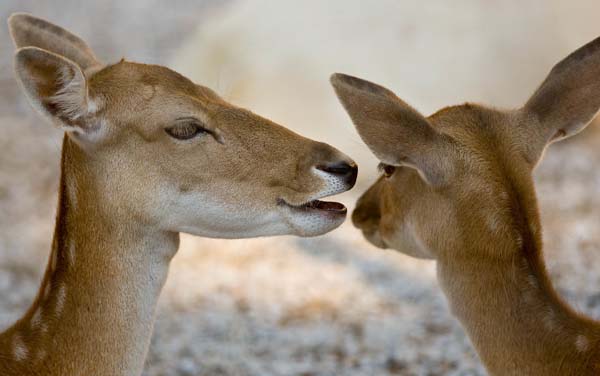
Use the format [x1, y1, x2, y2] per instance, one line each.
[1, 1, 600, 375]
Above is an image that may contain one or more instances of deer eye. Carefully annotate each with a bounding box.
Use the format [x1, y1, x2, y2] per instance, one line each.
[165, 120, 207, 140]
[378, 163, 396, 178]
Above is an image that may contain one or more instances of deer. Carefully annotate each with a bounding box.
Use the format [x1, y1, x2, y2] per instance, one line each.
[331, 36, 600, 375]
[0, 13, 357, 376]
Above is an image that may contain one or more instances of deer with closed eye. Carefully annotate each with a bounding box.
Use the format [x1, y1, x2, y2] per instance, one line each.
[331, 36, 600, 375]
[0, 13, 357, 376]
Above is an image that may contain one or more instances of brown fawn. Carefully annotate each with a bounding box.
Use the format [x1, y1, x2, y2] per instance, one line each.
[331, 37, 600, 374]
[0, 13, 357, 375]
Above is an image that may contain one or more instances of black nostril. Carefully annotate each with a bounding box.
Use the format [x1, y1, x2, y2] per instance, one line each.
[317, 161, 358, 187]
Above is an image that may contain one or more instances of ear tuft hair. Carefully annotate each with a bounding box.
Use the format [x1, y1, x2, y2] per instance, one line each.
[14, 47, 91, 130]
[50, 65, 89, 121]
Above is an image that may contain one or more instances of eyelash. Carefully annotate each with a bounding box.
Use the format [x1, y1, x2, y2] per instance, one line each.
[165, 121, 208, 140]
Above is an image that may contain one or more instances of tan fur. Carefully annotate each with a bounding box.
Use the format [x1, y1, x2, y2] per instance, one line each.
[1, 13, 357, 375]
[332, 36, 600, 375]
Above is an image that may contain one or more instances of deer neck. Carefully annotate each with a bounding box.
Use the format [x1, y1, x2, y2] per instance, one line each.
[0, 136, 179, 376]
[437, 208, 600, 375]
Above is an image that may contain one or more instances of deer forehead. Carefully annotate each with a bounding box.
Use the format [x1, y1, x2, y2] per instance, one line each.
[427, 105, 529, 174]
[90, 61, 220, 119]
[88, 62, 309, 146]
[428, 104, 512, 146]
[93, 61, 198, 94]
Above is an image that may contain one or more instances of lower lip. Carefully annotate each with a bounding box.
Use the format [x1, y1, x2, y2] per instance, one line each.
[280, 199, 347, 215]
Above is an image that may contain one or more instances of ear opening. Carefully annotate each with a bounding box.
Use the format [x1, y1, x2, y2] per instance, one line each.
[522, 36, 600, 162]
[14, 47, 90, 130]
[8, 13, 101, 71]
[331, 73, 452, 186]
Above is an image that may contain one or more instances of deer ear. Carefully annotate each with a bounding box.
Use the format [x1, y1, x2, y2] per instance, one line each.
[523, 36, 600, 162]
[15, 47, 92, 131]
[8, 13, 101, 71]
[331, 73, 451, 186]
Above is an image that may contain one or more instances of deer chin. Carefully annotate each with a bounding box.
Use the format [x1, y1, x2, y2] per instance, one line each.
[361, 229, 388, 249]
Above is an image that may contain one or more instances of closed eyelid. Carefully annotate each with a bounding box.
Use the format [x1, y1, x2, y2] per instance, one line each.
[175, 116, 219, 134]
[175, 117, 225, 144]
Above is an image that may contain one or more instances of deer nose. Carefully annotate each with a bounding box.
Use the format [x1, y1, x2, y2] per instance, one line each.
[317, 161, 358, 187]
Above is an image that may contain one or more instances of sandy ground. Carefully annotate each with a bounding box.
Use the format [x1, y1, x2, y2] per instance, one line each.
[1, 1, 600, 375]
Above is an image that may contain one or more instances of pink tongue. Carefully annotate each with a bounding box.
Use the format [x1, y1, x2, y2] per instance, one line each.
[314, 201, 346, 212]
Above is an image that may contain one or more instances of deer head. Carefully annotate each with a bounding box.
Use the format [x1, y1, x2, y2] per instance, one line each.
[331, 36, 600, 260]
[9, 13, 358, 240]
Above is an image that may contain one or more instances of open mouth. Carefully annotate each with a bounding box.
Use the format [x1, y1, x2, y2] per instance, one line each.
[278, 198, 347, 215]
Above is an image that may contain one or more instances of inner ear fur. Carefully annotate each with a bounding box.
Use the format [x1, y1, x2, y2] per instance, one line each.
[14, 47, 90, 129]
